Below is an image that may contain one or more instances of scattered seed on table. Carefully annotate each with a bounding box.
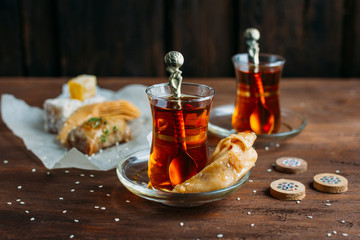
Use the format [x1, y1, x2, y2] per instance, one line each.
[70, 235, 74, 239]
[250, 223, 255, 227]
[308, 216, 313, 219]
[342, 233, 348, 237]
[20, 201, 25, 205]
[16, 199, 21, 202]
[59, 197, 64, 200]
[265, 146, 269, 151]
[101, 207, 106, 210]
[30, 217, 35, 221]
[237, 197, 241, 201]
[65, 170, 69, 174]
[332, 231, 337, 235]
[90, 174, 95, 178]
[80, 174, 85, 177]
[327, 233, 331, 237]
[341, 220, 345, 223]
[3, 160, 8, 164]
[98, 185, 103, 188]
[74, 219, 79, 223]
[248, 180, 253, 183]
[296, 200, 301, 204]
[114, 218, 120, 222]
[126, 200, 130, 203]
[217, 234, 223, 238]
[75, 181, 80, 184]
[94, 206, 99, 209]
[70, 189, 75, 192]
[335, 170, 340, 173]
[253, 190, 257, 193]
[179, 222, 184, 227]
[276, 143, 280, 148]
[46, 172, 51, 175]
[247, 212, 251, 215]
[7, 202, 12, 205]
[25, 210, 29, 214]
[62, 210, 67, 214]
[32, 168, 36, 172]
[325, 203, 331, 206]
[267, 169, 272, 172]
[17, 186, 22, 189]
[106, 194, 111, 197]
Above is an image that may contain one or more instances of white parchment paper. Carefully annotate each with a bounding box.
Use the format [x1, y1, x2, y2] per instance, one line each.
[1, 84, 152, 171]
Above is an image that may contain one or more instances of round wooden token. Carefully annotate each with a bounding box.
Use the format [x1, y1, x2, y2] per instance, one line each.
[313, 173, 348, 193]
[275, 157, 307, 174]
[270, 179, 306, 200]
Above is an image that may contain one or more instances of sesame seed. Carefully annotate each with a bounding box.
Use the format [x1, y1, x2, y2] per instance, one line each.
[25, 210, 29, 213]
[70, 189, 75, 192]
[114, 218, 120, 222]
[75, 181, 80, 184]
[98, 185, 103, 188]
[308, 216, 313, 219]
[74, 219, 79, 223]
[46, 172, 51, 175]
[237, 197, 241, 201]
[94, 206, 99, 209]
[275, 143, 280, 148]
[126, 200, 130, 203]
[7, 202, 12, 205]
[59, 197, 64, 200]
[32, 168, 36, 172]
[342, 233, 348, 237]
[217, 234, 223, 238]
[247, 212, 251, 215]
[90, 190, 94, 193]
[17, 186, 22, 189]
[267, 169, 272, 172]
[3, 160, 8, 164]
[185, 183, 190, 186]
[226, 163, 231, 168]
[69, 235, 74, 239]
[325, 203, 331, 206]
[30, 217, 35, 221]
[332, 231, 337, 235]
[250, 223, 255, 227]
[20, 201, 25, 205]
[253, 190, 257, 193]
[326, 200, 330, 202]
[90, 174, 95, 178]
[335, 170, 340, 173]
[65, 170, 69, 174]
[265, 146, 269, 151]
[62, 210, 67, 214]
[80, 174, 85, 177]
[106, 194, 110, 197]
[341, 220, 345, 223]
[248, 179, 253, 182]
[180, 222, 184, 226]
[327, 233, 331, 237]
[296, 200, 300, 204]
[101, 207, 106, 210]
[16, 199, 21, 202]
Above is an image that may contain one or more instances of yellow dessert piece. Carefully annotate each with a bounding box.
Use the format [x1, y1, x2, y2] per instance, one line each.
[68, 75, 97, 100]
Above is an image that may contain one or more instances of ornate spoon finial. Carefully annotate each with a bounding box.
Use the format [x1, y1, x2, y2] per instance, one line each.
[244, 28, 260, 66]
[164, 51, 184, 99]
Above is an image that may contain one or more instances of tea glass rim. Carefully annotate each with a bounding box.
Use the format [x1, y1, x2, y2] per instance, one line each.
[232, 53, 285, 68]
[145, 82, 215, 103]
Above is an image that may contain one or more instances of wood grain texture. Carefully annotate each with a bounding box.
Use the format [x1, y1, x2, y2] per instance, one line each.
[0, 77, 359, 239]
[57, 0, 165, 76]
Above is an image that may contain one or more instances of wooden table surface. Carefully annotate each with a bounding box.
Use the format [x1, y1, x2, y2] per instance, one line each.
[1, 77, 359, 239]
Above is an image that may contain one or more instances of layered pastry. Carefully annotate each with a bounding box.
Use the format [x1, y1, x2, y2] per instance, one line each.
[172, 132, 257, 193]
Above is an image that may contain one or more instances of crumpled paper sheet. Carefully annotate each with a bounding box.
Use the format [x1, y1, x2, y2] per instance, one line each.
[1, 84, 152, 171]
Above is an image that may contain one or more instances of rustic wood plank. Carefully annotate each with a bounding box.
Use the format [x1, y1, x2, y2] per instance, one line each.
[0, 0, 24, 75]
[56, 0, 165, 77]
[21, 0, 60, 76]
[0, 78, 360, 239]
[238, 0, 344, 77]
[169, 0, 236, 77]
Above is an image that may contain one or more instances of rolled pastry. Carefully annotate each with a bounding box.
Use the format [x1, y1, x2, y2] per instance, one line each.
[172, 132, 257, 193]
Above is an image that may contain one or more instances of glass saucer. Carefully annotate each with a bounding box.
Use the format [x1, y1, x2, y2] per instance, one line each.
[116, 149, 250, 207]
[208, 105, 306, 144]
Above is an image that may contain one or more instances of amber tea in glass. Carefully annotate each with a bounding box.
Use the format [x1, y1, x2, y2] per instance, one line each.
[231, 53, 285, 134]
[146, 83, 215, 191]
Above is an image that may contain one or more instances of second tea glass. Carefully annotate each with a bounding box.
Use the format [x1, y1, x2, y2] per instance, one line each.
[231, 53, 285, 134]
[145, 83, 215, 191]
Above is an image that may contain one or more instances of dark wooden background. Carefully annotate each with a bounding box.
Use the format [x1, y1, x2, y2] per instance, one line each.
[1, 0, 359, 78]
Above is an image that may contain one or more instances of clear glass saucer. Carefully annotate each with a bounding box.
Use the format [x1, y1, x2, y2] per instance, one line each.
[116, 149, 250, 207]
[208, 105, 306, 144]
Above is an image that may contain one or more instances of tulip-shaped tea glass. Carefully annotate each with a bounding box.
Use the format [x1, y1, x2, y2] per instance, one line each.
[231, 53, 285, 134]
[146, 83, 215, 191]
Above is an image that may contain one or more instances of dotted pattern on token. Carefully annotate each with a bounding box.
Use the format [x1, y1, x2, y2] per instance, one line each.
[275, 157, 307, 174]
[313, 173, 348, 193]
[270, 179, 306, 201]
